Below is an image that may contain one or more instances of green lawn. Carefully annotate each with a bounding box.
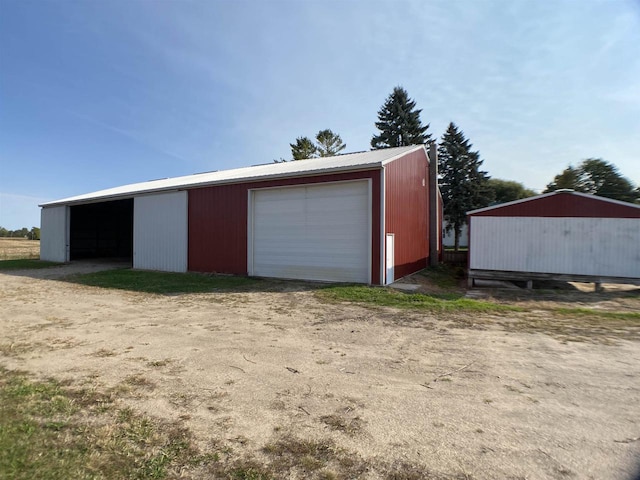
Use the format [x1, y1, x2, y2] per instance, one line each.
[67, 268, 259, 294]
[317, 284, 522, 313]
[0, 259, 61, 270]
[0, 368, 209, 480]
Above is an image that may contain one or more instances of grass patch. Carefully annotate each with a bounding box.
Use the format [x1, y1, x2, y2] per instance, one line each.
[67, 268, 259, 294]
[320, 414, 364, 436]
[0, 259, 61, 270]
[0, 367, 208, 480]
[262, 435, 459, 480]
[419, 264, 465, 289]
[263, 436, 368, 479]
[0, 342, 41, 357]
[317, 285, 522, 314]
[0, 369, 463, 479]
[500, 312, 640, 344]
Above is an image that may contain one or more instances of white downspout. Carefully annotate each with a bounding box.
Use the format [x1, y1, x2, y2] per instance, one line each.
[380, 167, 386, 285]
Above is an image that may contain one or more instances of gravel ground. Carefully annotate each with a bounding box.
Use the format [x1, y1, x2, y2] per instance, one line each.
[1, 263, 639, 479]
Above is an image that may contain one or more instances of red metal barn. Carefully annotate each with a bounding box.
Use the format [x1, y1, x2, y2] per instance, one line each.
[40, 145, 440, 285]
[466, 190, 640, 287]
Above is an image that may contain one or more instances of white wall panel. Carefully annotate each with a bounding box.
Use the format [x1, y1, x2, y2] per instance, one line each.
[249, 181, 371, 283]
[133, 192, 187, 272]
[443, 221, 468, 247]
[470, 216, 640, 278]
[40, 206, 68, 262]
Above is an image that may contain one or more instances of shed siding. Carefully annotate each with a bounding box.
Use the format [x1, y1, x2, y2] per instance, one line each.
[40, 206, 68, 262]
[188, 170, 381, 284]
[473, 192, 640, 218]
[470, 216, 640, 278]
[384, 149, 429, 281]
[443, 221, 468, 247]
[133, 192, 188, 272]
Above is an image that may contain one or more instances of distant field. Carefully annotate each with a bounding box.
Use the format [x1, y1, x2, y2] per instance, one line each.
[0, 238, 40, 260]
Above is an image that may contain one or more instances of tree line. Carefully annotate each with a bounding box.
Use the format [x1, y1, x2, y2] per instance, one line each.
[0, 226, 40, 240]
[283, 86, 639, 250]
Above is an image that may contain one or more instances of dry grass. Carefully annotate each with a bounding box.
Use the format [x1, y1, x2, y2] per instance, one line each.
[0, 238, 39, 260]
[319, 413, 364, 436]
[0, 368, 210, 480]
[500, 312, 640, 344]
[0, 368, 469, 480]
[261, 435, 466, 479]
[0, 341, 41, 357]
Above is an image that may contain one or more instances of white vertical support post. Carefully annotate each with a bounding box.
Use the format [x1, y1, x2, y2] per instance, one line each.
[428, 142, 439, 266]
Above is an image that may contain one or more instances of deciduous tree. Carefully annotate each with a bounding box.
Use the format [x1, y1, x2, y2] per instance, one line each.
[544, 159, 638, 203]
[487, 179, 536, 205]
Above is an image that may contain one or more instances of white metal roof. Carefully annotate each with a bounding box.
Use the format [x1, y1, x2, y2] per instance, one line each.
[467, 190, 640, 215]
[41, 145, 425, 207]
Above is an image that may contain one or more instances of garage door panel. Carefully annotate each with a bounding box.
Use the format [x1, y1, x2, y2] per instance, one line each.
[251, 181, 370, 283]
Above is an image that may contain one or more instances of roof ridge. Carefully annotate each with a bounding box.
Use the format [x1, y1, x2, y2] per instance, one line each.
[41, 146, 424, 207]
[468, 190, 640, 215]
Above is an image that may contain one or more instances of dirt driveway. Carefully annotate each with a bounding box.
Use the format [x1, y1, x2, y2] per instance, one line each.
[1, 264, 639, 479]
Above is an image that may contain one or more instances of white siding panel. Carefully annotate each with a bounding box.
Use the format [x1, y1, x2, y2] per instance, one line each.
[470, 216, 640, 278]
[40, 206, 68, 262]
[443, 221, 468, 247]
[251, 181, 370, 283]
[133, 192, 187, 272]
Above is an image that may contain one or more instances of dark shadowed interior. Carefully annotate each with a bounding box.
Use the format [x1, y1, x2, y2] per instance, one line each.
[69, 199, 133, 261]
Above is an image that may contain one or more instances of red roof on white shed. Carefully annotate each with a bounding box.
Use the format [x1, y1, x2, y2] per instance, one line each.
[468, 190, 640, 218]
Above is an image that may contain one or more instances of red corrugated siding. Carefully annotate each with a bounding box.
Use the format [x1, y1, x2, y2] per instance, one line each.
[385, 149, 430, 280]
[471, 192, 640, 218]
[188, 170, 381, 284]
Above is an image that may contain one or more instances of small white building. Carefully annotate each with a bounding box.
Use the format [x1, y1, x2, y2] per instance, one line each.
[467, 190, 640, 287]
[442, 221, 468, 248]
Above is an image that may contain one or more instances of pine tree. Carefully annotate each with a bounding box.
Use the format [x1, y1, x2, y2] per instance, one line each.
[371, 86, 431, 149]
[290, 137, 318, 160]
[315, 129, 346, 157]
[289, 130, 347, 161]
[438, 122, 493, 251]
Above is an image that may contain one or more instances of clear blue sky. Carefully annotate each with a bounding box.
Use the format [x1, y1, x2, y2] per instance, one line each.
[1, 0, 639, 229]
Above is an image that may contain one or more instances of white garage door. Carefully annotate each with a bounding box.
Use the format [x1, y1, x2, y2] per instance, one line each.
[250, 180, 370, 283]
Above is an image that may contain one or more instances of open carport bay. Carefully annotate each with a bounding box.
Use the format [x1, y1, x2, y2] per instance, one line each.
[1, 265, 639, 479]
[69, 199, 133, 261]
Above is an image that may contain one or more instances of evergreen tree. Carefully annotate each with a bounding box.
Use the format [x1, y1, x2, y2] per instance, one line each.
[438, 122, 493, 251]
[288, 130, 347, 161]
[371, 86, 430, 149]
[315, 129, 346, 157]
[544, 159, 638, 203]
[290, 137, 318, 160]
